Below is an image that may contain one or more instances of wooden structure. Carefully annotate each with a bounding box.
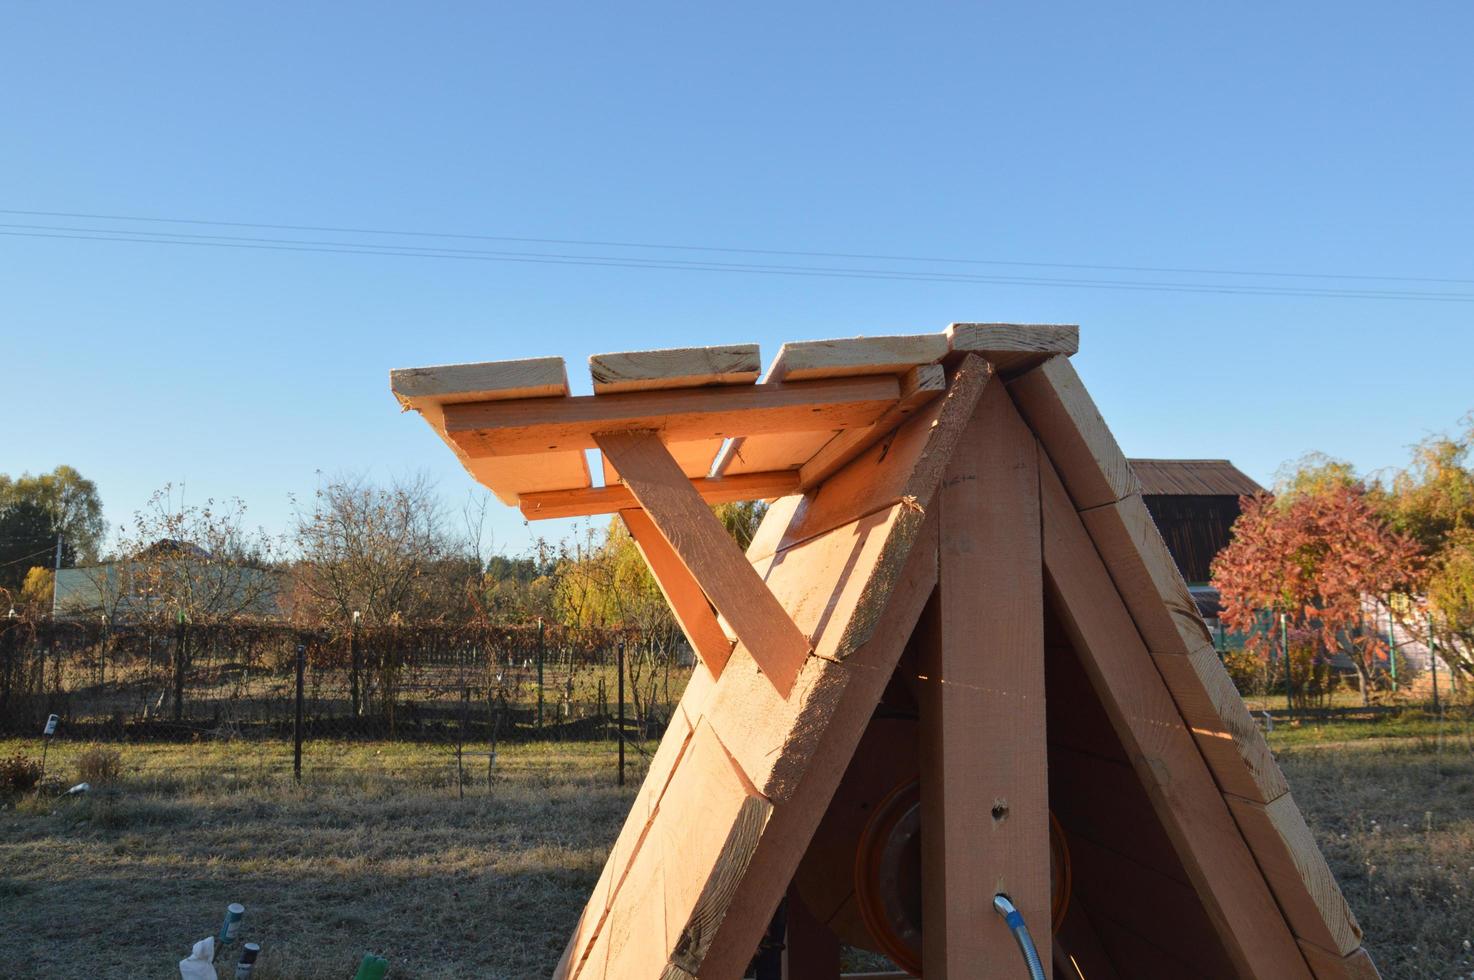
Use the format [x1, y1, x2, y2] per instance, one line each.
[392, 325, 1376, 979]
[1130, 459, 1265, 585]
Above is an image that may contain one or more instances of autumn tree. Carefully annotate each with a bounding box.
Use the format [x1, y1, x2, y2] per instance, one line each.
[0, 466, 105, 572]
[1213, 467, 1421, 705]
[1385, 416, 1474, 684]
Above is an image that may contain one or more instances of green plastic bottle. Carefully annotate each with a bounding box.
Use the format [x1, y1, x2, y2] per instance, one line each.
[352, 953, 389, 980]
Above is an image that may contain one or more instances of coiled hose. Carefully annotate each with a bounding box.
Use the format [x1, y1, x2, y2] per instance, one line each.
[993, 893, 1047, 980]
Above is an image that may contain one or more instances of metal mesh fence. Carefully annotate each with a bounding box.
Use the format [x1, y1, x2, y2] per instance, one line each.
[0, 618, 691, 745]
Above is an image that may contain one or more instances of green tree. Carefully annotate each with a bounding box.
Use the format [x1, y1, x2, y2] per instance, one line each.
[0, 497, 58, 593]
[0, 466, 105, 565]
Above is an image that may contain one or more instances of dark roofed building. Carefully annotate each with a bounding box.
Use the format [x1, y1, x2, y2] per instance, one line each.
[1128, 459, 1264, 586]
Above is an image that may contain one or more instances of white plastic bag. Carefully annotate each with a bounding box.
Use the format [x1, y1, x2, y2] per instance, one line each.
[180, 937, 218, 980]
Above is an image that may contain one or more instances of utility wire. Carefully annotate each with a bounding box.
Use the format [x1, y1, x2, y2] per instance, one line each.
[3, 226, 1472, 303]
[0, 545, 61, 570]
[2, 206, 1471, 287]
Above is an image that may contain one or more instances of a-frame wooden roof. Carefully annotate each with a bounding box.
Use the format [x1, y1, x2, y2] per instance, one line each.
[391, 325, 1375, 979]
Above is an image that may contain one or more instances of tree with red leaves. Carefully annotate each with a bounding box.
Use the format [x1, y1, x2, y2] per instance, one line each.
[1212, 478, 1421, 705]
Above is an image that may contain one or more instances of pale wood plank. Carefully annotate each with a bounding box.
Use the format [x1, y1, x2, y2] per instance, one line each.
[601, 439, 723, 483]
[589, 343, 761, 394]
[403, 401, 589, 506]
[1038, 454, 1310, 979]
[445, 374, 901, 457]
[714, 333, 947, 476]
[1225, 793, 1364, 955]
[1007, 356, 1140, 509]
[746, 355, 994, 563]
[697, 513, 942, 978]
[1079, 492, 1216, 655]
[920, 381, 1050, 977]
[797, 364, 947, 489]
[520, 470, 800, 521]
[1297, 941, 1381, 980]
[946, 322, 1079, 376]
[621, 508, 735, 676]
[1152, 643, 1290, 803]
[389, 355, 568, 409]
[596, 431, 811, 697]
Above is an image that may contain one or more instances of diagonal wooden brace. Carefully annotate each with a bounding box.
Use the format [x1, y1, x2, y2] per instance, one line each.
[619, 508, 736, 676]
[596, 429, 812, 695]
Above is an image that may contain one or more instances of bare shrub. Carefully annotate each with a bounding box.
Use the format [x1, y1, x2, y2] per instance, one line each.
[0, 754, 43, 793]
[77, 747, 122, 785]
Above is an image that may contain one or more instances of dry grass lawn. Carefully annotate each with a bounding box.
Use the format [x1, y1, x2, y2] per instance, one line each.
[1, 715, 1471, 978]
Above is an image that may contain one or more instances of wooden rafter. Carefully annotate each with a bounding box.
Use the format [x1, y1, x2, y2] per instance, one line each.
[520, 470, 800, 521]
[444, 375, 901, 457]
[597, 430, 811, 697]
[619, 508, 735, 676]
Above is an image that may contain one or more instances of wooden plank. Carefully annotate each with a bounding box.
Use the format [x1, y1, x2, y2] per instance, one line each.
[745, 356, 994, 563]
[919, 381, 1049, 977]
[945, 322, 1079, 376]
[389, 355, 569, 409]
[797, 364, 946, 489]
[766, 333, 949, 382]
[520, 470, 800, 521]
[589, 343, 761, 394]
[783, 886, 841, 980]
[1038, 454, 1310, 979]
[1006, 356, 1139, 510]
[597, 431, 811, 697]
[445, 374, 901, 457]
[714, 334, 947, 477]
[1079, 492, 1216, 656]
[621, 509, 735, 676]
[601, 439, 723, 483]
[1297, 941, 1381, 980]
[695, 512, 941, 978]
[1152, 643, 1289, 803]
[1225, 793, 1364, 955]
[464, 452, 591, 507]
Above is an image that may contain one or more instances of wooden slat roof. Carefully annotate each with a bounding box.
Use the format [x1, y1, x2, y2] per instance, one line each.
[390, 324, 1078, 512]
[1128, 458, 1263, 497]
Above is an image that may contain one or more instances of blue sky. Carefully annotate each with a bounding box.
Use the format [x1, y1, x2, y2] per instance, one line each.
[4, 3, 1471, 558]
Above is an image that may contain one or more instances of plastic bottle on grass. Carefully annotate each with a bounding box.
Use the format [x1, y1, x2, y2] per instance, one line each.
[179, 937, 218, 980]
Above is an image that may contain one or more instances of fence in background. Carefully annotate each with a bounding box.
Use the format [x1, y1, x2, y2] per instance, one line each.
[0, 619, 691, 753]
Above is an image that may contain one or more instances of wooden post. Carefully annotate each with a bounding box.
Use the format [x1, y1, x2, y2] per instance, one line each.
[782, 886, 840, 979]
[920, 382, 1050, 977]
[173, 613, 187, 723]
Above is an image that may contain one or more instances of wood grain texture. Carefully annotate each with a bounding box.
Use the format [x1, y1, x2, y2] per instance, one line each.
[1225, 793, 1364, 955]
[621, 508, 736, 677]
[1007, 356, 1139, 510]
[920, 381, 1050, 978]
[446, 374, 901, 457]
[389, 356, 569, 409]
[745, 355, 994, 563]
[597, 431, 811, 697]
[521, 469, 800, 521]
[402, 401, 589, 506]
[1297, 941, 1381, 980]
[1079, 492, 1216, 655]
[714, 333, 947, 476]
[797, 363, 947, 489]
[602, 439, 724, 483]
[589, 344, 761, 394]
[1038, 454, 1310, 979]
[945, 322, 1079, 376]
[1151, 643, 1290, 803]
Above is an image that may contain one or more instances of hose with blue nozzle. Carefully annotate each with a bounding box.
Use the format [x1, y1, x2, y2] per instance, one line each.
[993, 893, 1047, 980]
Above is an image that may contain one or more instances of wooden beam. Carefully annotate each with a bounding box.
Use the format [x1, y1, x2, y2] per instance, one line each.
[1007, 356, 1140, 510]
[1297, 941, 1381, 980]
[1037, 454, 1311, 978]
[620, 508, 735, 677]
[445, 375, 901, 457]
[596, 430, 811, 696]
[797, 364, 946, 489]
[520, 469, 800, 520]
[390, 356, 569, 410]
[920, 381, 1050, 978]
[946, 323, 1079, 376]
[715, 334, 947, 477]
[589, 343, 761, 393]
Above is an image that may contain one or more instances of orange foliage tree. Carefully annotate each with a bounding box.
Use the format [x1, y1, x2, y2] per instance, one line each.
[1212, 482, 1421, 704]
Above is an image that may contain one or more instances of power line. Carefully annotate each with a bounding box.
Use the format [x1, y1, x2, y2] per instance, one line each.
[3, 226, 1472, 303]
[2, 206, 1471, 287]
[0, 545, 61, 570]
